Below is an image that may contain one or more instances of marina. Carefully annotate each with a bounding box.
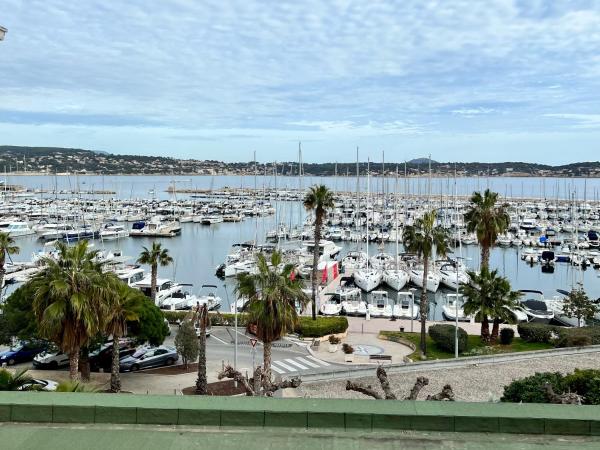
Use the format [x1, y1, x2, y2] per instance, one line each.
[2, 174, 600, 327]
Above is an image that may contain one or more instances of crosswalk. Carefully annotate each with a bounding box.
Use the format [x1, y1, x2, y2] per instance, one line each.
[270, 356, 331, 375]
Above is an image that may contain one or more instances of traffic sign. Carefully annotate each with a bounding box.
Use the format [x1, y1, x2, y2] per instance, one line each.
[249, 338, 258, 347]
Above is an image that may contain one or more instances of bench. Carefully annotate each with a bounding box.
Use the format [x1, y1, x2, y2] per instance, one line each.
[369, 354, 392, 362]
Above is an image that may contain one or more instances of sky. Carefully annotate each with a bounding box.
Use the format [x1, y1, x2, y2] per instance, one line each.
[1, 0, 600, 164]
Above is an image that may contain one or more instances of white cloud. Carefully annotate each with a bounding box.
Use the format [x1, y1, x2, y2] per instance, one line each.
[544, 114, 600, 129]
[451, 108, 497, 117]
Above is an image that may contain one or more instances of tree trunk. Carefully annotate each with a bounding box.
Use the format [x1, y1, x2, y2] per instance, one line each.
[263, 341, 272, 387]
[481, 245, 490, 271]
[69, 346, 80, 381]
[0, 254, 5, 292]
[311, 210, 323, 320]
[151, 264, 158, 303]
[79, 346, 90, 382]
[420, 258, 429, 358]
[491, 318, 500, 342]
[196, 309, 208, 395]
[481, 315, 490, 342]
[110, 338, 121, 393]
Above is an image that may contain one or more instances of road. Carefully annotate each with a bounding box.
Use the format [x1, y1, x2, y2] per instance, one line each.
[0, 325, 342, 380]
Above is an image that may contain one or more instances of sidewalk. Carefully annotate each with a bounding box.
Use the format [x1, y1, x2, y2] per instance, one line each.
[346, 316, 519, 336]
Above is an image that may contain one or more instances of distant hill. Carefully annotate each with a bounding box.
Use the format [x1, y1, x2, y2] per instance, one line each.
[0, 145, 599, 177]
[408, 157, 437, 165]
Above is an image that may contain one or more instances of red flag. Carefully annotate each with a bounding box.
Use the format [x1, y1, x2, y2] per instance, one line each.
[321, 264, 328, 284]
[333, 263, 339, 279]
[290, 270, 296, 281]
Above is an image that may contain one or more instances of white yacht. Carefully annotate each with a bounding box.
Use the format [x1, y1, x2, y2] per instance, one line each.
[438, 263, 470, 291]
[320, 294, 343, 316]
[353, 269, 383, 292]
[100, 223, 129, 240]
[518, 290, 554, 323]
[368, 291, 393, 318]
[442, 294, 471, 321]
[369, 252, 394, 270]
[410, 267, 441, 293]
[393, 292, 419, 320]
[383, 268, 410, 291]
[197, 284, 222, 311]
[341, 251, 368, 271]
[134, 277, 185, 306]
[4, 222, 35, 237]
[115, 266, 145, 286]
[130, 220, 181, 237]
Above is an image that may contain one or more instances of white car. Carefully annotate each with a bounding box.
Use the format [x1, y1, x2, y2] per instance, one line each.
[33, 347, 70, 369]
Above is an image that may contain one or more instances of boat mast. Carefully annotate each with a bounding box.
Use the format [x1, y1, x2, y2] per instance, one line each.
[395, 165, 399, 270]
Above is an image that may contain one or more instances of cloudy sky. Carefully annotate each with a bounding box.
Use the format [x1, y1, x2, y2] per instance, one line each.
[1, 0, 600, 163]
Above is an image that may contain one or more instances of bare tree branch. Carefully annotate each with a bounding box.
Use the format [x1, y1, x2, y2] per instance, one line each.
[218, 365, 255, 396]
[346, 381, 384, 399]
[376, 367, 397, 400]
[543, 383, 583, 405]
[406, 377, 429, 401]
[427, 384, 455, 401]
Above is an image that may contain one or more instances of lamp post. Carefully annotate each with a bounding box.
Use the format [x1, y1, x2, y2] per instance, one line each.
[409, 288, 417, 333]
[0, 26, 7, 41]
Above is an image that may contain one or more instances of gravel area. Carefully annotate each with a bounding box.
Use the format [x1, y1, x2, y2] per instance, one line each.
[298, 352, 600, 402]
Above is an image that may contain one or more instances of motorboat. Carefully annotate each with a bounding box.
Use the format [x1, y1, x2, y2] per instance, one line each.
[115, 266, 145, 286]
[100, 223, 129, 240]
[441, 294, 471, 321]
[518, 290, 554, 323]
[320, 294, 343, 316]
[197, 284, 222, 311]
[3, 221, 35, 237]
[130, 220, 181, 237]
[134, 277, 185, 306]
[368, 291, 393, 318]
[393, 292, 419, 319]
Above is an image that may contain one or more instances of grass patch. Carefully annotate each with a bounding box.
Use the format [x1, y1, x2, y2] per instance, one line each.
[380, 331, 553, 361]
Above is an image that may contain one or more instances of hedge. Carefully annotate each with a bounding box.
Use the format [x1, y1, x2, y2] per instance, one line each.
[295, 316, 349, 338]
[502, 369, 600, 405]
[428, 324, 468, 354]
[517, 323, 557, 343]
[162, 310, 249, 327]
[500, 328, 515, 345]
[162, 311, 348, 338]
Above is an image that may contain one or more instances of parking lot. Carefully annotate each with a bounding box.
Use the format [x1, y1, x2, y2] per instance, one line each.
[0, 325, 340, 394]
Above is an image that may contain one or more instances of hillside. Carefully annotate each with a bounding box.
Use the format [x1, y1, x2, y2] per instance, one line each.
[1, 146, 599, 177]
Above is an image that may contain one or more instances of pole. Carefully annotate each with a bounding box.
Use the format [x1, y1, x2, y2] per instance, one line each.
[410, 291, 414, 333]
[224, 284, 237, 373]
[455, 263, 459, 359]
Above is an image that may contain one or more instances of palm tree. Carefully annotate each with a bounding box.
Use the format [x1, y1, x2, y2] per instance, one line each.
[235, 251, 308, 385]
[0, 368, 33, 391]
[303, 185, 335, 320]
[137, 241, 173, 303]
[464, 189, 510, 270]
[402, 210, 449, 358]
[195, 303, 209, 395]
[0, 232, 19, 292]
[461, 267, 521, 342]
[30, 241, 115, 380]
[104, 281, 143, 393]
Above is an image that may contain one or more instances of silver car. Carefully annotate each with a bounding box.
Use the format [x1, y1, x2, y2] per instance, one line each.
[119, 346, 179, 372]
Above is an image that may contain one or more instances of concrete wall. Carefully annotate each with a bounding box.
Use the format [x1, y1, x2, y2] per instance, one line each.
[1, 392, 599, 436]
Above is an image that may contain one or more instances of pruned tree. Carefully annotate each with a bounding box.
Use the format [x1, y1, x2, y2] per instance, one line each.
[346, 367, 454, 402]
[218, 364, 301, 397]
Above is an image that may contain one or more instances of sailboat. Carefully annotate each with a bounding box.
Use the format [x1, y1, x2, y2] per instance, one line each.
[384, 166, 410, 291]
[353, 157, 382, 292]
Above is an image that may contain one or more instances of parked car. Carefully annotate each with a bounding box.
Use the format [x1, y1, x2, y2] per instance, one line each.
[19, 379, 59, 392]
[33, 345, 69, 369]
[119, 346, 179, 372]
[194, 322, 212, 337]
[89, 342, 136, 372]
[0, 342, 47, 366]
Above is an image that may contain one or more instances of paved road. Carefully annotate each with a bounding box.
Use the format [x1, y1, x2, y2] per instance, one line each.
[1, 325, 342, 379]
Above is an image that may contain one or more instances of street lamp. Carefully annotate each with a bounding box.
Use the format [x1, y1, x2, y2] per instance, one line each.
[0, 26, 7, 41]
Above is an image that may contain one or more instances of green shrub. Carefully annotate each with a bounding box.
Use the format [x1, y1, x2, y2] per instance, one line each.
[563, 369, 600, 405]
[342, 343, 354, 354]
[555, 327, 600, 348]
[517, 323, 556, 343]
[501, 372, 565, 404]
[500, 328, 515, 345]
[295, 316, 348, 338]
[162, 310, 249, 327]
[428, 324, 468, 354]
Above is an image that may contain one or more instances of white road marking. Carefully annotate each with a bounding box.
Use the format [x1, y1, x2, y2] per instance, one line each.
[285, 358, 308, 370]
[272, 360, 297, 372]
[307, 355, 330, 367]
[296, 357, 320, 368]
[209, 334, 229, 345]
[270, 365, 285, 374]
